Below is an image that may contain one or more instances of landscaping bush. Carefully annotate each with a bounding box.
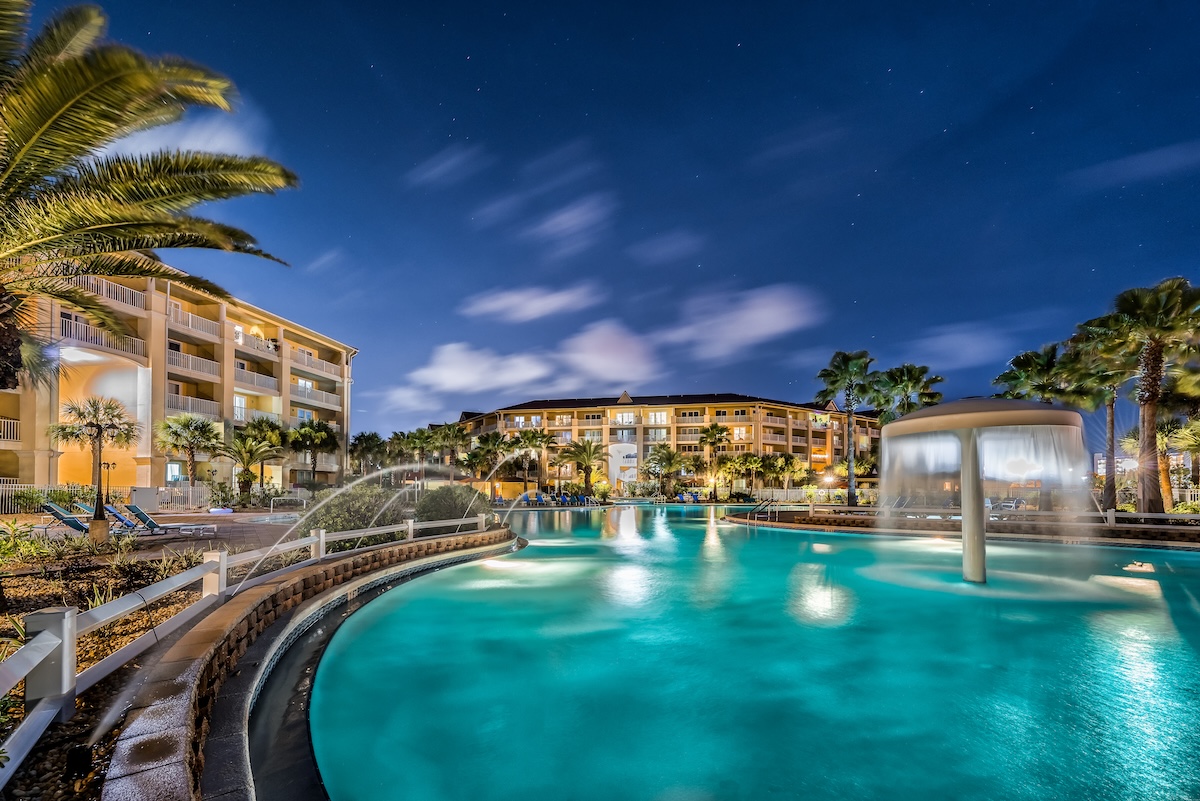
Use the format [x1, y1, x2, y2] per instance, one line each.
[415, 485, 490, 536]
[1172, 500, 1200, 515]
[304, 484, 412, 534]
[11, 488, 46, 514]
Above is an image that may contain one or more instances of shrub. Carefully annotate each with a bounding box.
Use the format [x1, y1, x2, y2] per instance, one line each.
[1172, 500, 1200, 515]
[304, 484, 412, 534]
[415, 485, 490, 536]
[11, 488, 46, 514]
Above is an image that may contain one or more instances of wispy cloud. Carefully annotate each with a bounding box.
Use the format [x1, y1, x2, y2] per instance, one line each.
[406, 144, 492, 188]
[749, 121, 844, 167]
[656, 284, 825, 362]
[106, 104, 272, 157]
[627, 229, 706, 265]
[460, 283, 604, 323]
[408, 343, 554, 394]
[1066, 139, 1200, 189]
[521, 192, 616, 259]
[561, 320, 660, 385]
[900, 321, 1018, 371]
[304, 248, 345, 274]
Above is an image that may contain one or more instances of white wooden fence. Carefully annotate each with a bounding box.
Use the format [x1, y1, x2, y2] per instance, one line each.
[0, 512, 493, 786]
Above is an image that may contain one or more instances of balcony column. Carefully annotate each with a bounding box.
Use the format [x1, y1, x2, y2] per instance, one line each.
[140, 287, 170, 486]
[218, 311, 236, 445]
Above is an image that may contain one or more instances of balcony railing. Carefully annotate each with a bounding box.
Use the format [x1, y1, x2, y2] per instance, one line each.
[762, 433, 786, 443]
[289, 416, 341, 433]
[606, 417, 640, 426]
[676, 434, 701, 442]
[608, 434, 637, 444]
[60, 319, 146, 358]
[672, 416, 705, 424]
[70, 276, 146, 310]
[290, 385, 341, 408]
[315, 453, 339, 471]
[165, 394, 220, 419]
[762, 415, 788, 426]
[167, 349, 220, 377]
[503, 420, 543, 430]
[547, 419, 574, 428]
[168, 307, 221, 338]
[235, 332, 278, 356]
[235, 368, 280, 392]
[0, 418, 18, 442]
[792, 435, 807, 444]
[233, 408, 281, 425]
[288, 346, 342, 378]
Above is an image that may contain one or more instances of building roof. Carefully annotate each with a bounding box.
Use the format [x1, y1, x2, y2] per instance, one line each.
[488, 392, 860, 414]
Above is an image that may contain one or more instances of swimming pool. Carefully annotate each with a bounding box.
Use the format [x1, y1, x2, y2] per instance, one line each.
[309, 505, 1200, 801]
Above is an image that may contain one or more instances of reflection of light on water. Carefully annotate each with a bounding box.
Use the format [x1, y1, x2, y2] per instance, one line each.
[1123, 561, 1155, 573]
[787, 564, 853, 626]
[811, 542, 832, 554]
[1090, 575, 1163, 599]
[605, 563, 653, 606]
[702, 519, 725, 563]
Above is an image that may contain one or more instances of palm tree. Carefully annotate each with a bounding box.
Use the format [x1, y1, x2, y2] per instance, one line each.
[217, 435, 282, 498]
[434, 424, 472, 480]
[153, 412, 221, 486]
[1172, 420, 1200, 491]
[815, 350, 874, 506]
[349, 431, 386, 478]
[46, 396, 139, 533]
[993, 344, 1071, 403]
[645, 444, 684, 496]
[384, 431, 412, 487]
[406, 427, 436, 491]
[0, 1, 296, 386]
[870, 364, 944, 423]
[1120, 421, 1182, 513]
[287, 419, 340, 483]
[697, 423, 730, 499]
[558, 439, 608, 496]
[1060, 326, 1139, 510]
[681, 453, 706, 487]
[243, 415, 285, 488]
[511, 428, 557, 492]
[1093, 278, 1200, 513]
[742, 454, 763, 495]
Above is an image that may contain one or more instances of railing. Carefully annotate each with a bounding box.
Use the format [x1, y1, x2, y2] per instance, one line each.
[157, 485, 212, 510]
[288, 346, 342, 378]
[0, 418, 18, 442]
[672, 416, 705, 424]
[608, 435, 637, 444]
[762, 415, 788, 426]
[676, 434, 701, 442]
[166, 394, 220, 418]
[168, 306, 222, 338]
[234, 408, 282, 425]
[0, 513, 497, 787]
[315, 453, 339, 471]
[167, 348, 220, 377]
[236, 333, 278, 356]
[606, 417, 640, 426]
[288, 416, 340, 433]
[290, 385, 342, 408]
[70, 275, 146, 310]
[235, 367, 280, 392]
[762, 433, 786, 443]
[502, 420, 543, 430]
[547, 418, 574, 428]
[59, 319, 146, 358]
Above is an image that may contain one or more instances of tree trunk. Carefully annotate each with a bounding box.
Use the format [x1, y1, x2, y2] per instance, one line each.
[310, 450, 318, 479]
[187, 449, 196, 487]
[260, 462, 266, 489]
[583, 466, 593, 496]
[1159, 448, 1175, 513]
[1137, 343, 1165, 513]
[1103, 395, 1116, 510]
[1192, 449, 1199, 490]
[0, 299, 24, 391]
[846, 410, 858, 506]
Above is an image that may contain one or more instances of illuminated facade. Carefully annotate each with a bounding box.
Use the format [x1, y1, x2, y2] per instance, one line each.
[2, 276, 355, 488]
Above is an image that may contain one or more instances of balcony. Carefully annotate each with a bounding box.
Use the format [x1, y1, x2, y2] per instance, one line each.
[166, 394, 220, 419]
[0, 418, 18, 442]
[71, 276, 146, 311]
[547, 418, 574, 428]
[289, 415, 341, 433]
[608, 434, 637, 444]
[235, 367, 280, 393]
[167, 349, 220, 378]
[290, 385, 341, 409]
[762, 433, 786, 444]
[315, 453, 339, 471]
[169, 307, 221, 339]
[504, 420, 543, 430]
[606, 417, 640, 426]
[235, 332, 279, 358]
[762, 415, 788, 427]
[60, 318, 146, 359]
[672, 416, 705, 424]
[233, 408, 281, 425]
[792, 435, 807, 444]
[677, 433, 701, 442]
[288, 345, 342, 379]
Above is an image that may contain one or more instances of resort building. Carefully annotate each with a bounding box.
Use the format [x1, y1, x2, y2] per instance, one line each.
[2, 275, 355, 489]
[461, 392, 881, 488]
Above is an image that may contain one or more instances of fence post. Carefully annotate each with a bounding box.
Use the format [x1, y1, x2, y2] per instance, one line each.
[202, 551, 227, 599]
[406, 520, 415, 540]
[310, 529, 326, 560]
[477, 513, 487, 532]
[24, 607, 77, 723]
[1105, 509, 1116, 527]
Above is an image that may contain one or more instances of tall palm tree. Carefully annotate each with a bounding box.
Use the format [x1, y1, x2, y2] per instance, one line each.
[153, 412, 221, 486]
[993, 344, 1070, 403]
[406, 427, 436, 491]
[217, 435, 282, 497]
[47, 396, 139, 531]
[1093, 277, 1200, 513]
[384, 430, 412, 487]
[815, 350, 874, 506]
[1060, 326, 1139, 510]
[348, 431, 386, 477]
[645, 444, 684, 496]
[287, 419, 339, 482]
[1172, 420, 1200, 491]
[1120, 421, 1182, 513]
[870, 363, 944, 423]
[511, 428, 557, 492]
[0, 1, 296, 386]
[558, 439, 608, 496]
[243, 415, 285, 488]
[681, 453, 706, 486]
[697, 423, 730, 499]
[742, 454, 763, 494]
[434, 423, 472, 480]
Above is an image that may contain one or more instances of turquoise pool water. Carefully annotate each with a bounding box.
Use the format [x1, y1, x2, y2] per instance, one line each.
[310, 506, 1200, 801]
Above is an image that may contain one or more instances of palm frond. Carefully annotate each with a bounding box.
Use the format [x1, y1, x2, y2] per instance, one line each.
[0, 0, 30, 81]
[21, 4, 105, 74]
[17, 326, 60, 388]
[12, 278, 122, 331]
[25, 250, 232, 299]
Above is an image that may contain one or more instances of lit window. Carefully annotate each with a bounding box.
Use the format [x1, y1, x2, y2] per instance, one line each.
[733, 427, 747, 441]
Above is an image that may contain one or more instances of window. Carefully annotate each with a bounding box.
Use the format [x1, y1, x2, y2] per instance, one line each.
[614, 412, 636, 426]
[232, 324, 243, 344]
[646, 411, 667, 425]
[583, 413, 602, 421]
[296, 408, 314, 422]
[295, 346, 314, 360]
[233, 395, 246, 419]
[557, 432, 573, 444]
[512, 415, 526, 428]
[732, 427, 747, 441]
[554, 414, 572, 426]
[583, 430, 602, 442]
[646, 428, 668, 442]
[165, 463, 182, 483]
[167, 381, 181, 395]
[714, 410, 727, 418]
[235, 359, 247, 371]
[531, 415, 542, 426]
[168, 341, 181, 353]
[169, 300, 182, 315]
[680, 410, 700, 418]
[681, 428, 700, 435]
[296, 378, 314, 392]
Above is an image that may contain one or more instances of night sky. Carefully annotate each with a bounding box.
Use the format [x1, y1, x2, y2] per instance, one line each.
[48, 1, 1200, 438]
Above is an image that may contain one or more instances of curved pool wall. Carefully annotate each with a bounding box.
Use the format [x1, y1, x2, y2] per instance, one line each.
[310, 505, 1200, 801]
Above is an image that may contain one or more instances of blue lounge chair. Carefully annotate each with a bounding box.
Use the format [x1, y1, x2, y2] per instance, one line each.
[677, 493, 688, 503]
[535, 493, 548, 506]
[560, 493, 572, 505]
[42, 503, 90, 534]
[125, 505, 215, 536]
[689, 492, 701, 503]
[106, 505, 147, 532]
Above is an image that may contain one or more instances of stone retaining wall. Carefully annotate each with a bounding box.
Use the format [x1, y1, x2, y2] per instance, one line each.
[101, 527, 516, 801]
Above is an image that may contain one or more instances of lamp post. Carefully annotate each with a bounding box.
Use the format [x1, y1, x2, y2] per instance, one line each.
[84, 422, 119, 542]
[100, 461, 115, 505]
